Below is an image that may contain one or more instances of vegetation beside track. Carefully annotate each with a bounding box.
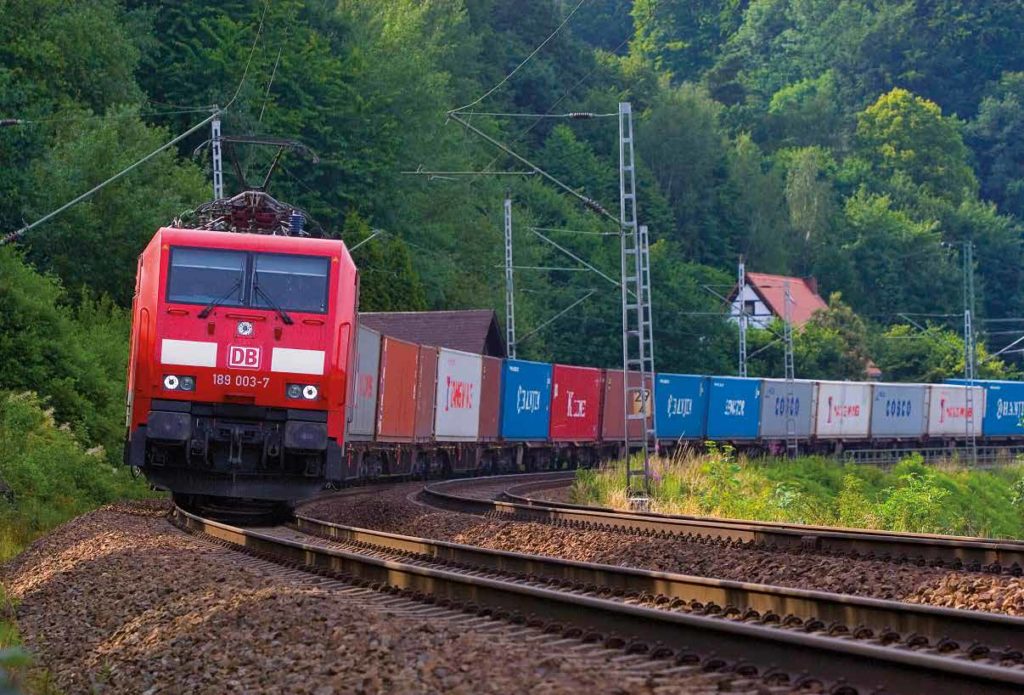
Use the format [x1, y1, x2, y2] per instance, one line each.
[0, 392, 154, 561]
[572, 448, 1024, 539]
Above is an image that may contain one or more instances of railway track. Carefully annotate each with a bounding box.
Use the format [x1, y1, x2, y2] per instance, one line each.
[171, 503, 1024, 694]
[422, 471, 1024, 573]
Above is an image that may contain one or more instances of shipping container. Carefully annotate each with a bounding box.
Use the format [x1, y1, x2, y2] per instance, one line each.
[949, 379, 1024, 437]
[550, 364, 603, 441]
[347, 325, 381, 440]
[478, 356, 502, 441]
[500, 359, 552, 440]
[706, 377, 761, 440]
[653, 374, 708, 440]
[376, 336, 418, 442]
[601, 370, 653, 441]
[759, 379, 815, 439]
[869, 383, 928, 439]
[926, 384, 985, 437]
[433, 348, 483, 441]
[814, 381, 871, 439]
[413, 345, 437, 441]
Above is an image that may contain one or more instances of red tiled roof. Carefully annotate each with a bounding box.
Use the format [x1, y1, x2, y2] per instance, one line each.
[359, 309, 506, 357]
[744, 272, 828, 327]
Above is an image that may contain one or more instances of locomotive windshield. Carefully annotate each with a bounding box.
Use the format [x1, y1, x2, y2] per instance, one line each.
[167, 246, 330, 313]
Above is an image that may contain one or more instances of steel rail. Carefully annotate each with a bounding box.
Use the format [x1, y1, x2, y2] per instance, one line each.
[291, 512, 1024, 654]
[422, 474, 1024, 572]
[171, 505, 1024, 695]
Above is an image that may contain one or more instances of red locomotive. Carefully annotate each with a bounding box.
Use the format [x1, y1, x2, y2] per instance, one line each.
[124, 195, 358, 506]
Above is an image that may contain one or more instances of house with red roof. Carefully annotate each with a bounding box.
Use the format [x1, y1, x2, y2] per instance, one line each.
[729, 272, 828, 329]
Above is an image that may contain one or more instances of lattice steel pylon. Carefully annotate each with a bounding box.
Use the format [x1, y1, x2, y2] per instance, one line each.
[963, 241, 977, 465]
[503, 191, 516, 359]
[619, 102, 654, 508]
[211, 107, 224, 200]
[738, 257, 748, 378]
[783, 280, 798, 458]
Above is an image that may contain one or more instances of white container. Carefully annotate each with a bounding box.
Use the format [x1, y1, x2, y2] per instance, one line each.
[927, 384, 985, 437]
[434, 348, 483, 441]
[814, 381, 872, 439]
[346, 325, 381, 440]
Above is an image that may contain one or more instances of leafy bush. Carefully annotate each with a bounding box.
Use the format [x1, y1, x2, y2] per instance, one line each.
[0, 249, 128, 462]
[0, 391, 152, 559]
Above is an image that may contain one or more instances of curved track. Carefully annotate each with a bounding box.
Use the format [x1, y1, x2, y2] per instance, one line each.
[422, 472, 1024, 573]
[172, 501, 1024, 695]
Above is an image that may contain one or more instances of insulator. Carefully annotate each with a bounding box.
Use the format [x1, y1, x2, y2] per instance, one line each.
[289, 210, 305, 235]
[567, 112, 595, 119]
[582, 197, 608, 215]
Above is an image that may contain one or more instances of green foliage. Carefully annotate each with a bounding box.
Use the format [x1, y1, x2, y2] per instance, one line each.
[577, 452, 1024, 538]
[6, 0, 1024, 385]
[0, 248, 128, 458]
[853, 88, 977, 204]
[0, 391, 153, 559]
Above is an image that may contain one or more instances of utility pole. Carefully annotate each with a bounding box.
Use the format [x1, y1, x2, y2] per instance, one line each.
[503, 190, 517, 359]
[783, 280, 798, 458]
[619, 102, 654, 509]
[211, 107, 224, 200]
[962, 240, 978, 465]
[738, 257, 748, 378]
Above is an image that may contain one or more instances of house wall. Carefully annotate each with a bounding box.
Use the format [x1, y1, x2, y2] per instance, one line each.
[729, 285, 773, 328]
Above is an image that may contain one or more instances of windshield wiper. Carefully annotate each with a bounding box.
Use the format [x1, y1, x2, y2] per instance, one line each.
[197, 279, 242, 318]
[252, 275, 294, 325]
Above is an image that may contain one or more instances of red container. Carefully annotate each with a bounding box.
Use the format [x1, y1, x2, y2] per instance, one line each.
[601, 370, 653, 441]
[549, 364, 603, 441]
[414, 345, 438, 441]
[478, 355, 502, 441]
[376, 336, 418, 442]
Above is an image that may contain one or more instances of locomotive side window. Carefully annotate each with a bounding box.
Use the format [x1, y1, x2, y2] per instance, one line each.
[252, 253, 329, 313]
[167, 248, 246, 306]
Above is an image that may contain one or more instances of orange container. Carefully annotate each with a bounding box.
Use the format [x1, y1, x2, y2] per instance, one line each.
[376, 336, 419, 442]
[478, 355, 502, 441]
[414, 345, 438, 442]
[601, 369, 653, 441]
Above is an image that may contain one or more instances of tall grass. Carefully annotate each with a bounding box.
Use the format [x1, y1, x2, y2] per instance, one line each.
[572, 446, 1024, 538]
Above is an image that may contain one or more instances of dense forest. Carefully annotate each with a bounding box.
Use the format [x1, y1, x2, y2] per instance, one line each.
[4, 0, 1024, 466]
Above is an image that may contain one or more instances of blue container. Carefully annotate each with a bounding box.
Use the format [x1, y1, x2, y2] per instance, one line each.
[949, 379, 1024, 437]
[706, 377, 761, 440]
[500, 359, 553, 440]
[653, 374, 708, 440]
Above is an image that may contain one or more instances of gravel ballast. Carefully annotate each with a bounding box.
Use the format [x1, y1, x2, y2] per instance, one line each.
[3, 501, 789, 694]
[301, 484, 1024, 615]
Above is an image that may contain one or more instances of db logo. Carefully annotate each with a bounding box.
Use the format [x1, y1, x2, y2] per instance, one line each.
[228, 345, 261, 369]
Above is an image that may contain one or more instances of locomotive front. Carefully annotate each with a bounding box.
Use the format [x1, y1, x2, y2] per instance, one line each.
[124, 227, 357, 505]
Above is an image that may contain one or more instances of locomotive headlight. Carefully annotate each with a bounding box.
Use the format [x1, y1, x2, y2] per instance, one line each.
[286, 383, 319, 400]
[163, 374, 196, 392]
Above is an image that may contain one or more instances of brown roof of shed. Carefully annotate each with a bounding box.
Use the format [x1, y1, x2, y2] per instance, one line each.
[359, 309, 506, 357]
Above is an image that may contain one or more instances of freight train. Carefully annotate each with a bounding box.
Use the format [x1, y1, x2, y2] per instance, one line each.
[124, 206, 1024, 507]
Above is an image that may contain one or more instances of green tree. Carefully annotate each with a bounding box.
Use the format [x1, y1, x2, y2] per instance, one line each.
[967, 72, 1024, 218]
[22, 106, 207, 304]
[631, 0, 746, 80]
[637, 83, 732, 263]
[0, 248, 128, 457]
[853, 88, 977, 205]
[727, 133, 791, 273]
[343, 213, 427, 313]
[871, 324, 1015, 383]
